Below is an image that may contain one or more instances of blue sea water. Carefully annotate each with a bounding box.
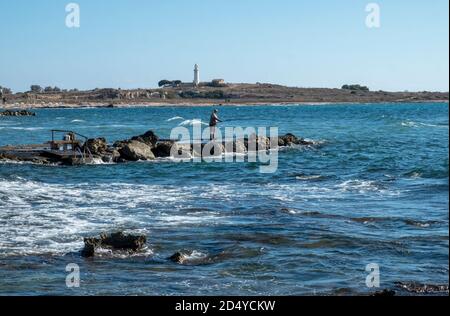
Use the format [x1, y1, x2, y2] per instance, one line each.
[0, 103, 448, 295]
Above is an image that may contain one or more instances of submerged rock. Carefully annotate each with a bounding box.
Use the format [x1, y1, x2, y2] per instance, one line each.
[118, 140, 155, 161]
[168, 250, 208, 265]
[395, 282, 449, 294]
[81, 232, 147, 258]
[370, 289, 396, 296]
[169, 252, 186, 264]
[0, 110, 36, 117]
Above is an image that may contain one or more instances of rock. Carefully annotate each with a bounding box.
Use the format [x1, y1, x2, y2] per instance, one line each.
[395, 282, 449, 294]
[276, 137, 286, 147]
[245, 134, 270, 151]
[83, 138, 108, 157]
[169, 252, 186, 264]
[280, 133, 299, 145]
[100, 232, 147, 250]
[153, 141, 175, 158]
[276, 133, 315, 146]
[223, 140, 247, 154]
[81, 238, 101, 258]
[168, 250, 207, 265]
[118, 140, 155, 161]
[130, 130, 159, 147]
[201, 142, 225, 157]
[0, 110, 36, 117]
[81, 232, 147, 258]
[113, 140, 127, 150]
[0, 153, 21, 162]
[371, 289, 396, 296]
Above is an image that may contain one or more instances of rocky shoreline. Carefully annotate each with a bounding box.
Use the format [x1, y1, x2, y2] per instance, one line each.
[0, 130, 314, 165]
[1, 83, 448, 109]
[0, 109, 35, 116]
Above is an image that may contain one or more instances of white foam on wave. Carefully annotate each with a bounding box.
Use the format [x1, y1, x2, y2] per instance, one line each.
[0, 127, 45, 131]
[296, 175, 323, 181]
[71, 119, 86, 123]
[401, 120, 449, 129]
[178, 119, 209, 127]
[0, 175, 401, 257]
[336, 179, 398, 195]
[0, 178, 230, 256]
[167, 116, 184, 122]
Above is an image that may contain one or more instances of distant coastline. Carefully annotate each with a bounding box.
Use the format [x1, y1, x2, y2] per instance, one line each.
[1, 83, 448, 109]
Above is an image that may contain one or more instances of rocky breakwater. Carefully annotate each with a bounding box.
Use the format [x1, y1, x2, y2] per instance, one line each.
[0, 129, 316, 165]
[0, 110, 36, 117]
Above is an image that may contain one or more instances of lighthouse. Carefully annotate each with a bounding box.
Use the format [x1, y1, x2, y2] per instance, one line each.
[193, 64, 200, 86]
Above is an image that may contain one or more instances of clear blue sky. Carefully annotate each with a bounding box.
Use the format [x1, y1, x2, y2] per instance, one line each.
[0, 0, 448, 92]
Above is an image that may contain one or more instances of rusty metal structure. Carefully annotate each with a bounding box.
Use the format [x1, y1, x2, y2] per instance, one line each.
[0, 130, 94, 165]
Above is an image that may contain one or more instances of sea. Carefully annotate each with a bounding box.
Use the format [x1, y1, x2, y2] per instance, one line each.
[0, 102, 448, 295]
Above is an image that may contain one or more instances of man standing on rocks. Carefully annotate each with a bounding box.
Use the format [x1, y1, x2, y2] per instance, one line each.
[209, 109, 222, 141]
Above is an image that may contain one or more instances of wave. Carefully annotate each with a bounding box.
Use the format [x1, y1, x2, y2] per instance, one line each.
[296, 175, 323, 181]
[167, 116, 184, 122]
[401, 120, 449, 129]
[71, 119, 86, 123]
[0, 178, 229, 256]
[335, 179, 395, 195]
[178, 119, 209, 127]
[404, 167, 449, 179]
[0, 127, 45, 131]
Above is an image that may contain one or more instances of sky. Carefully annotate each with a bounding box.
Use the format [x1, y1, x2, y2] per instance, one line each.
[0, 0, 448, 92]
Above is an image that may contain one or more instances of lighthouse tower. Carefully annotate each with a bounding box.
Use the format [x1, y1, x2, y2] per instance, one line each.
[193, 64, 200, 86]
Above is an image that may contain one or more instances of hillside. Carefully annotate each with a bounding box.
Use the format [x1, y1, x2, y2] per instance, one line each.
[1, 83, 448, 109]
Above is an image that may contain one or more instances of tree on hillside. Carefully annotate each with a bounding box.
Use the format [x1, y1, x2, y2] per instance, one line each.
[30, 85, 43, 93]
[342, 84, 370, 92]
[158, 80, 172, 87]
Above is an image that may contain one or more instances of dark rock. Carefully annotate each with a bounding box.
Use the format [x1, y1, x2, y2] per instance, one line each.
[83, 138, 108, 157]
[118, 140, 155, 161]
[130, 130, 159, 147]
[0, 110, 36, 117]
[0, 153, 22, 162]
[81, 238, 101, 258]
[371, 289, 396, 296]
[244, 134, 271, 151]
[113, 140, 127, 150]
[153, 141, 175, 158]
[280, 133, 299, 145]
[100, 232, 147, 250]
[168, 250, 207, 265]
[81, 232, 147, 258]
[103, 148, 121, 163]
[395, 282, 449, 294]
[277, 133, 315, 146]
[169, 252, 186, 264]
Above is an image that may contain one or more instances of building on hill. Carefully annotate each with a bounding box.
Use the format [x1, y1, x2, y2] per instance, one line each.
[194, 64, 200, 86]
